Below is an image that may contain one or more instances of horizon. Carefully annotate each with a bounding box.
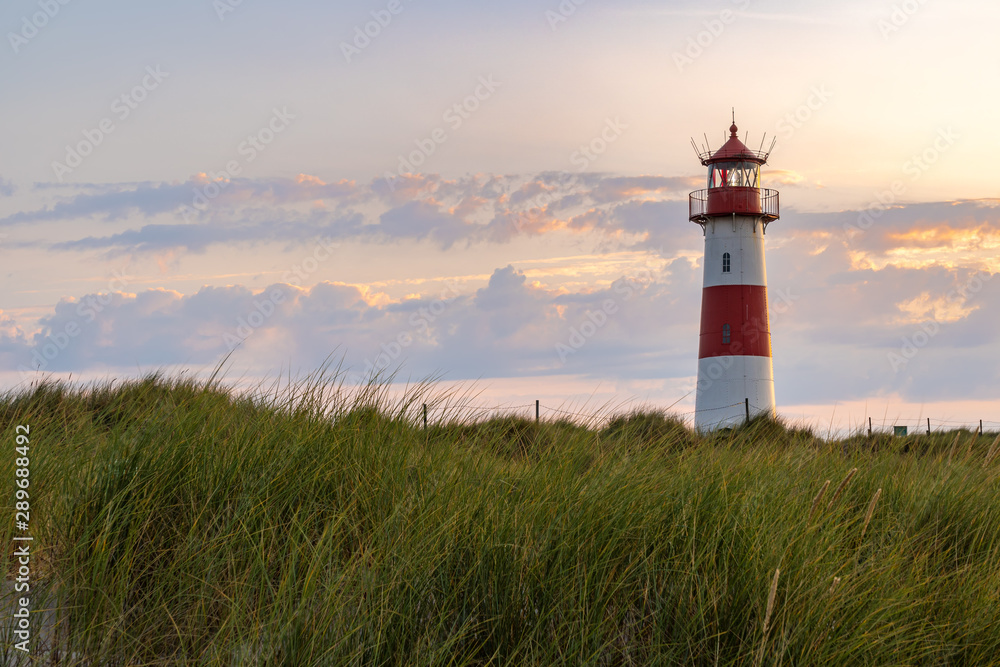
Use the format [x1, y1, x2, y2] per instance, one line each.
[2, 0, 998, 434]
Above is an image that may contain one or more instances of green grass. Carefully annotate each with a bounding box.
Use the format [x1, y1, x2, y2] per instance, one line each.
[2, 368, 999, 665]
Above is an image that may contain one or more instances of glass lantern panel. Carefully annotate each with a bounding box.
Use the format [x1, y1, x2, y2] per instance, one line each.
[730, 162, 760, 187]
[710, 161, 760, 188]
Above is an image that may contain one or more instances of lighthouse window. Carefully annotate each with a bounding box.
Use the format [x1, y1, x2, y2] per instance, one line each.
[722, 324, 731, 345]
[722, 252, 731, 273]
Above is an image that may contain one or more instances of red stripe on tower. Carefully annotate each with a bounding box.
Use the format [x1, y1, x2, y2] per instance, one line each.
[698, 284, 771, 358]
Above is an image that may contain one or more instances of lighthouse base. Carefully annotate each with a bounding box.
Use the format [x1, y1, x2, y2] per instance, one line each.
[694, 355, 775, 432]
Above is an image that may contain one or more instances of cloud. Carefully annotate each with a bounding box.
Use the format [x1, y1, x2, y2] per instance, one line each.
[7, 172, 1000, 406]
[0, 311, 29, 371]
[3, 181, 195, 225]
[578, 174, 701, 203]
[377, 200, 472, 250]
[50, 213, 366, 256]
[767, 170, 806, 186]
[0, 178, 14, 197]
[0, 175, 362, 227]
[13, 170, 997, 272]
[7, 250, 999, 404]
[774, 200, 1000, 277]
[8, 172, 701, 254]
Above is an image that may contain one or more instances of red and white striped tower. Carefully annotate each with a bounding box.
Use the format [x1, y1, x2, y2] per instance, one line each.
[689, 120, 779, 431]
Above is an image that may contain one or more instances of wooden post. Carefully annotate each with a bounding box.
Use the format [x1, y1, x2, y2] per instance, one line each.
[745, 398, 750, 424]
[868, 417, 872, 438]
[926, 417, 930, 435]
[980, 420, 983, 436]
[535, 400, 539, 423]
[423, 403, 427, 430]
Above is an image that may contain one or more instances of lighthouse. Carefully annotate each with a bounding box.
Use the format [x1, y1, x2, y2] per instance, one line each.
[690, 120, 779, 431]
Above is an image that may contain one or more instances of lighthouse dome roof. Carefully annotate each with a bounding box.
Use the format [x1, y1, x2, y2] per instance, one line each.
[706, 124, 768, 164]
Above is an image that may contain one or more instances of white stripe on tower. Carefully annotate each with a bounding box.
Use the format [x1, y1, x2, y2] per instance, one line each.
[701, 216, 767, 288]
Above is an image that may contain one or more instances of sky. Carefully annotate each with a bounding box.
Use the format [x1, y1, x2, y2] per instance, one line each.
[1, 0, 998, 434]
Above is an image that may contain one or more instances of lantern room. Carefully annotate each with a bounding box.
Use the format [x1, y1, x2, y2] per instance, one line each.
[689, 122, 779, 225]
[708, 160, 760, 189]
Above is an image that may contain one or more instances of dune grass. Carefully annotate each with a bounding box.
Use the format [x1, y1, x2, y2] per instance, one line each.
[1, 369, 999, 665]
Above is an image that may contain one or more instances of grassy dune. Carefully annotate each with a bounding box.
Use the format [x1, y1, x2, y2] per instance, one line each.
[1, 371, 999, 665]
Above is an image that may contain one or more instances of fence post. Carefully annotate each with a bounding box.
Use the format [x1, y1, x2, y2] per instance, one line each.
[535, 400, 539, 423]
[927, 417, 930, 436]
[868, 417, 872, 438]
[980, 419, 983, 436]
[423, 403, 427, 430]
[745, 398, 750, 424]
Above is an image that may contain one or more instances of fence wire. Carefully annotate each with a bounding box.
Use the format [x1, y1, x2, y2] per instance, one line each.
[409, 398, 996, 434]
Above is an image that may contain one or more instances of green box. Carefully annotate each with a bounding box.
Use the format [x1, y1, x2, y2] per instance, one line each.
[894, 425, 907, 437]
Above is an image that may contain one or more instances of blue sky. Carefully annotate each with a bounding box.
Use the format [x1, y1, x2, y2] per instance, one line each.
[2, 0, 998, 431]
